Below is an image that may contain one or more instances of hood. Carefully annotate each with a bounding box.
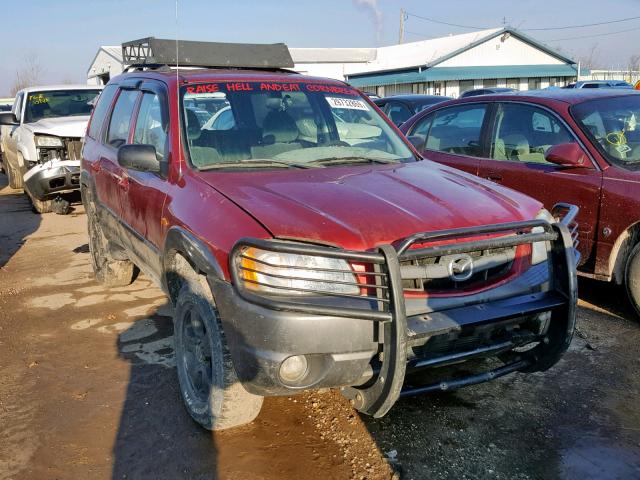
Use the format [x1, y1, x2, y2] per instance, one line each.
[197, 161, 542, 250]
[25, 116, 90, 138]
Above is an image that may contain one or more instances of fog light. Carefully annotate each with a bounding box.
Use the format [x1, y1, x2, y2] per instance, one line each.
[279, 355, 308, 384]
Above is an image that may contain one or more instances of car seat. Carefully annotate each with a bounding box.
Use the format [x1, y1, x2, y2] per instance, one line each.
[251, 98, 302, 158]
[186, 108, 220, 167]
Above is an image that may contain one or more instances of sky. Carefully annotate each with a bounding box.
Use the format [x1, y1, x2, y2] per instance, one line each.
[0, 0, 639, 96]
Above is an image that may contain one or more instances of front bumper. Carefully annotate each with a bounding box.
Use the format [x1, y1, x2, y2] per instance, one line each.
[23, 160, 81, 200]
[220, 205, 579, 417]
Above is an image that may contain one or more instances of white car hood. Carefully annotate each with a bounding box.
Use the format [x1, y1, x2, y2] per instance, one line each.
[25, 116, 90, 138]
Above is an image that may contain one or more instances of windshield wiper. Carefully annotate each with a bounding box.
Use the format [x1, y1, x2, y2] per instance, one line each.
[309, 156, 401, 166]
[199, 159, 319, 170]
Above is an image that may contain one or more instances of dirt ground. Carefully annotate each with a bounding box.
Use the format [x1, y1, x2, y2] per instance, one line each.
[0, 172, 639, 480]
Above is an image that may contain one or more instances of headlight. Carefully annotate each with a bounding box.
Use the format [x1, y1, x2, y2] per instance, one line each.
[35, 135, 63, 147]
[532, 208, 554, 265]
[237, 247, 359, 295]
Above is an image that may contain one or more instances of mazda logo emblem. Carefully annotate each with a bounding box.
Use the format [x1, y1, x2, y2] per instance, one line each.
[448, 254, 474, 282]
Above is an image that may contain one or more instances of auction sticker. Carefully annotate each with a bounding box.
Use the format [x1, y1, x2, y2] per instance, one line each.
[326, 97, 369, 111]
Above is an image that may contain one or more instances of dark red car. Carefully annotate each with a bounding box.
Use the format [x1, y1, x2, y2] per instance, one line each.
[81, 38, 578, 431]
[401, 89, 640, 315]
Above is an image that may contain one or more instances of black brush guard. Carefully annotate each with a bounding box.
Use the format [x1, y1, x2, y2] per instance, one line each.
[231, 205, 578, 417]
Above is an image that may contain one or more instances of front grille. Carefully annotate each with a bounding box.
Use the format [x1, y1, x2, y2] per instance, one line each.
[400, 246, 516, 293]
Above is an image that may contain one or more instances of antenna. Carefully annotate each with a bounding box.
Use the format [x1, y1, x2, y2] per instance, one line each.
[175, 0, 182, 177]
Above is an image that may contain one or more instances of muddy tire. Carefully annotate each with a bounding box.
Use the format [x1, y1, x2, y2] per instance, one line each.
[85, 192, 135, 287]
[625, 243, 640, 318]
[174, 279, 263, 430]
[7, 162, 23, 189]
[29, 194, 54, 214]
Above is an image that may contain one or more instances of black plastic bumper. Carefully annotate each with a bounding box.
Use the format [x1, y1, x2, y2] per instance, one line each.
[24, 163, 81, 200]
[223, 206, 579, 416]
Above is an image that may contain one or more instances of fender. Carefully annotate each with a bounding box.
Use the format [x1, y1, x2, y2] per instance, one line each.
[162, 226, 225, 300]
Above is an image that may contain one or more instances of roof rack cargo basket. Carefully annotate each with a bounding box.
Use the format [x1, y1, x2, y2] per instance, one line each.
[121, 37, 295, 71]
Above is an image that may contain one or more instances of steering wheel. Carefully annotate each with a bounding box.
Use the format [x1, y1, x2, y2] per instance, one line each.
[605, 131, 627, 146]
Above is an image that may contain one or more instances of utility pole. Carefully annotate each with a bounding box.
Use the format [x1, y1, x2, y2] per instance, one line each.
[399, 8, 405, 44]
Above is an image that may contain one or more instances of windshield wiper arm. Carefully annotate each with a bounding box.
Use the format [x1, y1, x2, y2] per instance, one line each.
[309, 156, 401, 166]
[199, 159, 319, 170]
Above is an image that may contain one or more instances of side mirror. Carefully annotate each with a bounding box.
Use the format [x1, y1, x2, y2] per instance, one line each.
[117, 144, 160, 173]
[0, 112, 19, 126]
[407, 135, 425, 150]
[544, 142, 590, 168]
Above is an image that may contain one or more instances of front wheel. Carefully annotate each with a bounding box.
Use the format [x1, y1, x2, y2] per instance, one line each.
[28, 193, 53, 214]
[7, 161, 23, 189]
[625, 243, 640, 318]
[174, 279, 263, 430]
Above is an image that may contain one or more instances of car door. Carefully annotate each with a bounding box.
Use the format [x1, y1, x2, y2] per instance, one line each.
[97, 87, 141, 219]
[122, 82, 169, 265]
[405, 103, 489, 176]
[477, 101, 603, 264]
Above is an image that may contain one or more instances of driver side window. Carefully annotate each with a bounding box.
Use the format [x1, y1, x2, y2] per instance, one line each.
[133, 92, 168, 161]
[490, 103, 574, 164]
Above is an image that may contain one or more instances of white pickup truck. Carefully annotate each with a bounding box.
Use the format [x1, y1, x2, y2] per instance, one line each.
[0, 85, 102, 213]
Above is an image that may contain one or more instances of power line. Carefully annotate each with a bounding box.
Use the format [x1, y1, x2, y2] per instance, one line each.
[524, 15, 640, 31]
[405, 10, 640, 34]
[548, 25, 640, 42]
[405, 12, 489, 30]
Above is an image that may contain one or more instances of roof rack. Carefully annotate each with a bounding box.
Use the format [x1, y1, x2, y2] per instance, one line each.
[121, 37, 295, 71]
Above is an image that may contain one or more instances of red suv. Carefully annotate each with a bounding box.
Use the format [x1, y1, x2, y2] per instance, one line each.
[81, 38, 578, 430]
[401, 90, 640, 315]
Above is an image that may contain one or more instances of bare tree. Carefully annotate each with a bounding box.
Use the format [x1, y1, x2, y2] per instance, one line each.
[577, 44, 600, 71]
[629, 54, 640, 72]
[10, 53, 44, 95]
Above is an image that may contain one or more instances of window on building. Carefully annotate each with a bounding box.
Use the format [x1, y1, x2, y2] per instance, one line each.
[483, 79, 498, 89]
[528, 78, 541, 90]
[425, 104, 487, 157]
[490, 103, 574, 164]
[458, 80, 474, 95]
[506, 78, 520, 90]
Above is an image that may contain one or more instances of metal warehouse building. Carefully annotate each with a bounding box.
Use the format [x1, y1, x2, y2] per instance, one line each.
[293, 28, 578, 97]
[87, 27, 577, 98]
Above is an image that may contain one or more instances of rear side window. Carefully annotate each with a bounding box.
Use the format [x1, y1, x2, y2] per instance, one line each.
[386, 102, 412, 126]
[87, 85, 117, 139]
[425, 104, 487, 157]
[106, 89, 139, 148]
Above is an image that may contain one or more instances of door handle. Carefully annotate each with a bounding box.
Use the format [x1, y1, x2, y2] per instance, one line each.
[485, 173, 503, 182]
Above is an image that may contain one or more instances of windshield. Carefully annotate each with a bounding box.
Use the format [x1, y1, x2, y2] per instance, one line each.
[24, 89, 101, 123]
[572, 95, 640, 170]
[181, 81, 414, 169]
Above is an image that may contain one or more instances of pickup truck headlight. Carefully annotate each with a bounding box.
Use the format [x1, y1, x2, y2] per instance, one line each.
[532, 208, 554, 265]
[35, 135, 63, 148]
[237, 247, 359, 295]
